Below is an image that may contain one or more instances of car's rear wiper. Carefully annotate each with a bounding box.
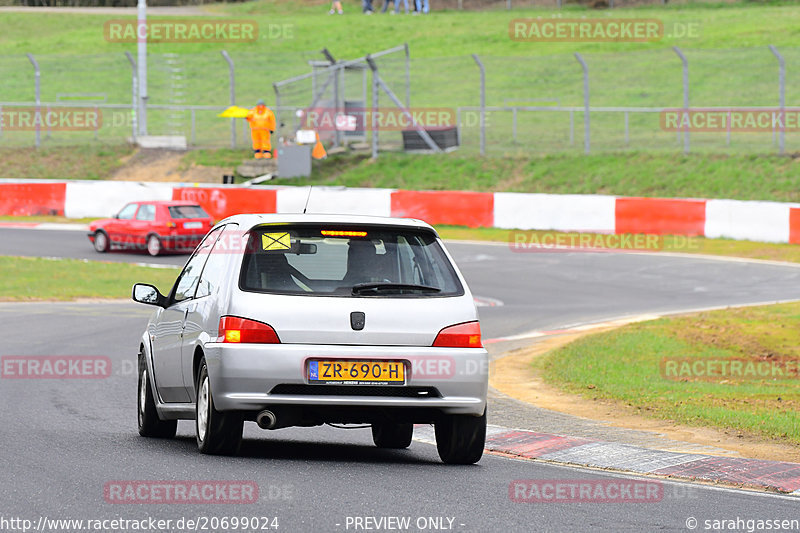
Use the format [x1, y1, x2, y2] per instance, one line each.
[351, 282, 442, 295]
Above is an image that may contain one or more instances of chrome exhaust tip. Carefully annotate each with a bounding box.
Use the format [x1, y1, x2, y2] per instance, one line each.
[256, 409, 278, 430]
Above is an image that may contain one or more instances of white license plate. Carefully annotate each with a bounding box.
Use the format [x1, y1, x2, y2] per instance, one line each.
[183, 221, 202, 229]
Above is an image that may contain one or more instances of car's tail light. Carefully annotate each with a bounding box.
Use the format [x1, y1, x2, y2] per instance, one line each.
[432, 321, 482, 348]
[218, 316, 280, 344]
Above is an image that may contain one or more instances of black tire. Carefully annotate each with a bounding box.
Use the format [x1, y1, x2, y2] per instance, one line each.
[146, 234, 162, 257]
[371, 422, 413, 449]
[138, 351, 177, 438]
[93, 230, 109, 253]
[195, 359, 243, 455]
[435, 409, 486, 465]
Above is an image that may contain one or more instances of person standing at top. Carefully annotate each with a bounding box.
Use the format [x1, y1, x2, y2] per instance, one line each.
[413, 0, 428, 14]
[246, 99, 276, 159]
[328, 0, 343, 14]
[381, 0, 396, 13]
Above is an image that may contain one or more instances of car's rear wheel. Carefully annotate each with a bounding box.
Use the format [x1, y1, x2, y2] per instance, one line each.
[146, 234, 162, 256]
[195, 359, 243, 455]
[371, 422, 413, 449]
[93, 230, 109, 253]
[137, 351, 177, 438]
[435, 409, 486, 465]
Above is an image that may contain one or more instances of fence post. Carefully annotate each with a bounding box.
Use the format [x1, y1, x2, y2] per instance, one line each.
[369, 57, 379, 159]
[404, 42, 410, 110]
[574, 53, 590, 154]
[512, 108, 517, 143]
[273, 83, 281, 142]
[124, 52, 137, 143]
[26, 53, 41, 148]
[673, 46, 689, 154]
[472, 54, 486, 156]
[137, 0, 148, 136]
[769, 44, 785, 155]
[322, 48, 344, 147]
[221, 51, 236, 148]
[624, 111, 629, 146]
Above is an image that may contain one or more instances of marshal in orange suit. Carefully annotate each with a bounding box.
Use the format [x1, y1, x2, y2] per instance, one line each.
[246, 99, 276, 159]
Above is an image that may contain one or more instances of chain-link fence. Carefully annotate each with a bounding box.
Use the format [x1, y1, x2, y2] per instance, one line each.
[2, 45, 799, 155]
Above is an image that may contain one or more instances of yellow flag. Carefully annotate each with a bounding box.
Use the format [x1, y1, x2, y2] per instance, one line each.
[217, 105, 250, 118]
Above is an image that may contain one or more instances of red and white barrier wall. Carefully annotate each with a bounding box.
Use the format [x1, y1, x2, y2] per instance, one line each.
[2, 179, 800, 244]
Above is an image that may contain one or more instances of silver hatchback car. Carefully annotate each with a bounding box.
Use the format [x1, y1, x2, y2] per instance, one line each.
[132, 214, 488, 464]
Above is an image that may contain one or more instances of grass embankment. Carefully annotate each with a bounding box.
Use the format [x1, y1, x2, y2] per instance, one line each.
[0, 256, 178, 301]
[0, 146, 133, 180]
[534, 303, 800, 445]
[17, 147, 800, 203]
[184, 150, 800, 203]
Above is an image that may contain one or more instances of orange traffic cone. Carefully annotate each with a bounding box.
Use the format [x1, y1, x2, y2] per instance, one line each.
[312, 132, 327, 160]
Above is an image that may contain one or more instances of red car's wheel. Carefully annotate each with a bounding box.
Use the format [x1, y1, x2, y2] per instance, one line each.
[147, 235, 162, 256]
[93, 230, 109, 253]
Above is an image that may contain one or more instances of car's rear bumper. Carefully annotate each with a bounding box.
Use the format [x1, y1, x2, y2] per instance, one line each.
[203, 343, 488, 417]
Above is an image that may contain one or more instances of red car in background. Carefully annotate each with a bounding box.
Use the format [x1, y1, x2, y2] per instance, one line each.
[88, 201, 214, 256]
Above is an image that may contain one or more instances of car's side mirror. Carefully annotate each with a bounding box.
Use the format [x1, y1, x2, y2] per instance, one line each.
[132, 283, 167, 307]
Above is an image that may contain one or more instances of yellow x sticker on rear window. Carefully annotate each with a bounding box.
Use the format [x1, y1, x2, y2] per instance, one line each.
[262, 232, 291, 251]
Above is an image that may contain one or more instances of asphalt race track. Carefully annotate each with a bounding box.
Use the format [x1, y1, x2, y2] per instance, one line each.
[2, 227, 800, 531]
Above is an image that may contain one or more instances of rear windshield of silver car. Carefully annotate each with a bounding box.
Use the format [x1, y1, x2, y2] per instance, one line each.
[239, 225, 464, 297]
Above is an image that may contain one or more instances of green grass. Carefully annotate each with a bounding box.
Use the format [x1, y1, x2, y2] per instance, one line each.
[2, 2, 798, 57]
[0, 145, 133, 180]
[262, 151, 800, 202]
[3, 2, 800, 151]
[0, 256, 178, 301]
[10, 147, 800, 204]
[535, 303, 800, 444]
